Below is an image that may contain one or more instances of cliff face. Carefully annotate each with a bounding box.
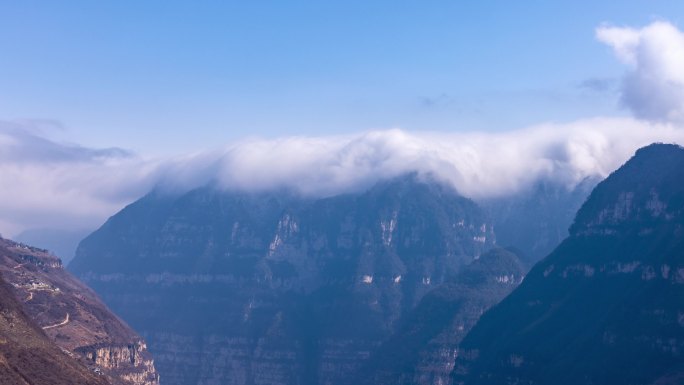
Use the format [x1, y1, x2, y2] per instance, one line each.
[77, 342, 158, 384]
[355, 247, 526, 385]
[0, 237, 159, 385]
[453, 143, 684, 385]
[70, 175, 497, 385]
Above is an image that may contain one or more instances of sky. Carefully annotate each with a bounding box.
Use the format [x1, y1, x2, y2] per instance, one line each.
[1, 1, 683, 153]
[2, 1, 684, 242]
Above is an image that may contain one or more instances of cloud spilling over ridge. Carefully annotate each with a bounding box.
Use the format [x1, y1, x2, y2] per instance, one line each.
[1, 118, 684, 237]
[6, 15, 684, 237]
[180, 118, 684, 198]
[597, 21, 684, 123]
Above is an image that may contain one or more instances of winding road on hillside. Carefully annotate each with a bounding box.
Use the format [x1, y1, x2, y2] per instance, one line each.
[42, 313, 69, 330]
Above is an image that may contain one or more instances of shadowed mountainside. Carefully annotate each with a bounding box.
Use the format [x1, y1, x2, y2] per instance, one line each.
[453, 143, 684, 385]
[70, 175, 500, 385]
[355, 247, 526, 385]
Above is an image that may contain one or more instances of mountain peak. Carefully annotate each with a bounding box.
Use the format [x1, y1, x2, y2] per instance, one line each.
[453, 142, 684, 385]
[570, 142, 684, 235]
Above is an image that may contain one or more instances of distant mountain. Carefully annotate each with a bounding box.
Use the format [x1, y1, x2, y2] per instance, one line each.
[0, 236, 159, 385]
[453, 143, 684, 385]
[481, 176, 598, 267]
[15, 227, 92, 264]
[70, 174, 497, 385]
[355, 247, 525, 385]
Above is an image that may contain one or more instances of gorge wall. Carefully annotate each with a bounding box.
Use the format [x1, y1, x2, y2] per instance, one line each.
[0, 237, 159, 385]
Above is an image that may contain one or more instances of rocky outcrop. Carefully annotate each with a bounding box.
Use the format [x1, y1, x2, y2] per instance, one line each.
[0, 236, 159, 385]
[77, 342, 158, 384]
[70, 175, 497, 385]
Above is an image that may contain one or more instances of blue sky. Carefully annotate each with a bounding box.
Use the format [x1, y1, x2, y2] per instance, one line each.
[2, 1, 683, 154]
[3, 1, 684, 240]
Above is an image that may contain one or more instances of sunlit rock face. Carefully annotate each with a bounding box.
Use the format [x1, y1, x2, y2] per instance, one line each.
[0, 236, 159, 385]
[70, 174, 497, 385]
[453, 143, 684, 385]
[0, 273, 110, 385]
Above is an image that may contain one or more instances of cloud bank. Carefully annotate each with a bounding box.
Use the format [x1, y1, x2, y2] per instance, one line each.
[3, 20, 684, 238]
[597, 21, 684, 123]
[195, 118, 684, 198]
[2, 117, 683, 238]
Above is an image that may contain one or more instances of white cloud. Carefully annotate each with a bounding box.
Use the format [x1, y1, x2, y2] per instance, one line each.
[597, 21, 684, 123]
[3, 21, 684, 238]
[1, 118, 683, 238]
[202, 118, 684, 198]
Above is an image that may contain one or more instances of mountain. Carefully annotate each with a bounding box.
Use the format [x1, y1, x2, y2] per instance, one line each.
[0, 236, 159, 385]
[15, 227, 92, 265]
[481, 176, 598, 267]
[355, 247, 525, 385]
[69, 174, 496, 385]
[452, 143, 684, 385]
[0, 270, 109, 385]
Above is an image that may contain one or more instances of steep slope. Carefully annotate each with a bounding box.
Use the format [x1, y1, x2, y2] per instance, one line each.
[356, 247, 525, 385]
[0, 272, 110, 385]
[453, 143, 684, 385]
[0, 237, 159, 385]
[70, 175, 495, 385]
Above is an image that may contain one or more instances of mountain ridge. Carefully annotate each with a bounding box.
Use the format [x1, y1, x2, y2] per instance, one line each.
[70, 174, 499, 385]
[452, 142, 684, 385]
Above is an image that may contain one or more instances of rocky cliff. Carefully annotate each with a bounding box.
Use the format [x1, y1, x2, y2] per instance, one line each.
[0, 236, 159, 385]
[70, 174, 497, 385]
[452, 143, 684, 385]
[355, 247, 526, 385]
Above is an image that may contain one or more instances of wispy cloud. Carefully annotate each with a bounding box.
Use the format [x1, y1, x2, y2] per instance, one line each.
[597, 21, 684, 123]
[0, 121, 159, 236]
[419, 93, 454, 108]
[0, 122, 132, 163]
[578, 77, 617, 93]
